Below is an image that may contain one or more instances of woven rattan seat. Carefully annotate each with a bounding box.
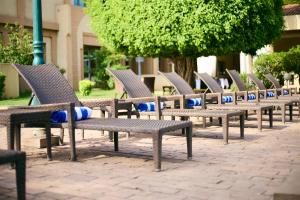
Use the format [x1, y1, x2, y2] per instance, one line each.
[11, 64, 193, 171]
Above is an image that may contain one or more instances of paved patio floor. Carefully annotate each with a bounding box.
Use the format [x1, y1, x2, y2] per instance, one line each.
[0, 112, 300, 200]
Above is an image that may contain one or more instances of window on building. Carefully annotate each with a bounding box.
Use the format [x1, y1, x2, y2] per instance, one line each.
[72, 0, 85, 7]
[83, 45, 99, 80]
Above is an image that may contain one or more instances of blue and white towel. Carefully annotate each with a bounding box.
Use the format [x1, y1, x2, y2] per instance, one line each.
[283, 89, 289, 96]
[248, 94, 256, 100]
[137, 102, 165, 112]
[51, 107, 92, 123]
[186, 98, 202, 108]
[222, 95, 233, 103]
[267, 91, 275, 97]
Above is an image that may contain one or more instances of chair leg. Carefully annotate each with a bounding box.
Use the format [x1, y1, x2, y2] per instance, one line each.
[81, 129, 85, 140]
[114, 132, 119, 151]
[152, 133, 162, 172]
[15, 124, 21, 151]
[289, 105, 293, 121]
[257, 109, 262, 131]
[281, 105, 286, 124]
[269, 108, 273, 128]
[240, 114, 244, 139]
[59, 128, 64, 145]
[222, 116, 229, 144]
[202, 117, 206, 128]
[68, 127, 77, 161]
[15, 152, 26, 200]
[45, 124, 52, 161]
[186, 126, 192, 159]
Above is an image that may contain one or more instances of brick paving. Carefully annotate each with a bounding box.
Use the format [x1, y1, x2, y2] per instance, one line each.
[0, 113, 300, 200]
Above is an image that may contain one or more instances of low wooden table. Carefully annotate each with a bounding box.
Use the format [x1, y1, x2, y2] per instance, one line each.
[0, 109, 52, 160]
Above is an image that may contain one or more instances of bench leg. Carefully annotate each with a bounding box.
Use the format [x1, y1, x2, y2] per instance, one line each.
[59, 128, 64, 145]
[68, 126, 77, 161]
[45, 124, 52, 161]
[281, 105, 286, 124]
[152, 133, 162, 172]
[298, 103, 300, 117]
[240, 114, 244, 139]
[15, 124, 21, 151]
[186, 126, 192, 159]
[269, 108, 273, 128]
[222, 116, 229, 144]
[15, 152, 26, 200]
[114, 132, 119, 151]
[289, 105, 293, 121]
[202, 117, 206, 128]
[257, 109, 262, 131]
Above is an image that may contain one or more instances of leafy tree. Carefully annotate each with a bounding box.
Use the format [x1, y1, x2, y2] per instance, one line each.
[86, 0, 284, 85]
[0, 23, 33, 64]
[253, 45, 300, 87]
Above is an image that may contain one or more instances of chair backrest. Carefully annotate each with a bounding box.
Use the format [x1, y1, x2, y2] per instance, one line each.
[106, 69, 153, 98]
[12, 64, 81, 106]
[158, 71, 194, 95]
[247, 74, 266, 90]
[194, 72, 223, 93]
[265, 73, 282, 89]
[226, 69, 246, 91]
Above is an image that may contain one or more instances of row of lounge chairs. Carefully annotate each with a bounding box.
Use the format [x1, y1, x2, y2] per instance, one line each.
[3, 64, 300, 173]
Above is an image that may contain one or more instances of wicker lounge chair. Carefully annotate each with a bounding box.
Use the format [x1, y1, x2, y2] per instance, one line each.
[107, 69, 246, 144]
[11, 64, 193, 171]
[265, 73, 299, 95]
[0, 150, 26, 200]
[195, 71, 293, 123]
[159, 71, 274, 130]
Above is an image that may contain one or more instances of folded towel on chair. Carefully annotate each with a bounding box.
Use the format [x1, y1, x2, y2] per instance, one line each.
[51, 107, 92, 123]
[186, 98, 202, 108]
[137, 102, 165, 112]
[283, 89, 289, 96]
[222, 96, 233, 103]
[267, 91, 275, 97]
[248, 94, 256, 100]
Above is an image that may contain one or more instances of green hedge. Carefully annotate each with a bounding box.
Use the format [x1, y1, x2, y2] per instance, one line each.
[0, 72, 6, 99]
[79, 80, 95, 96]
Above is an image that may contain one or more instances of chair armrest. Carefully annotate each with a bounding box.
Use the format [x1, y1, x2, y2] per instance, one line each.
[8, 102, 74, 111]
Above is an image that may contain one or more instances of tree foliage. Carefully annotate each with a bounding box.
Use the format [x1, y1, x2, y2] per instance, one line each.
[86, 0, 284, 57]
[0, 24, 33, 64]
[253, 45, 300, 87]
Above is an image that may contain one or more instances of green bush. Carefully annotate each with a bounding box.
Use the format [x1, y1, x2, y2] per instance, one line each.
[0, 72, 6, 99]
[253, 45, 300, 87]
[79, 80, 95, 96]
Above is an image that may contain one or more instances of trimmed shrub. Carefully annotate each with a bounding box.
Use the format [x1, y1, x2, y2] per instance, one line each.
[79, 80, 95, 96]
[0, 72, 5, 99]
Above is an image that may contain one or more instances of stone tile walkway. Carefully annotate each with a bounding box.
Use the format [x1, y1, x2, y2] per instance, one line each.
[0, 114, 299, 200]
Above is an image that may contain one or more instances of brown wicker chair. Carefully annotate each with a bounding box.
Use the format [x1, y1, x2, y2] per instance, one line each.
[0, 150, 26, 200]
[265, 73, 299, 95]
[159, 71, 278, 128]
[11, 64, 193, 171]
[107, 68, 247, 144]
[195, 71, 294, 123]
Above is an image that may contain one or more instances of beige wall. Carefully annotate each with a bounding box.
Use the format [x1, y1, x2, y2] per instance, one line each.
[285, 15, 300, 30]
[0, 0, 17, 17]
[0, 63, 19, 98]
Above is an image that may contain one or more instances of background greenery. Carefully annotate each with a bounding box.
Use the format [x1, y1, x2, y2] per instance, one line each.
[283, 0, 300, 4]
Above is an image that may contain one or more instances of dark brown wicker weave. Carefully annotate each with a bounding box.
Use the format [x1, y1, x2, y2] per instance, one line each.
[11, 64, 192, 171]
[107, 69, 245, 144]
[0, 150, 26, 200]
[265, 73, 299, 95]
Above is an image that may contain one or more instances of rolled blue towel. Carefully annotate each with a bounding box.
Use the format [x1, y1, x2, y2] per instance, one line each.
[283, 89, 289, 96]
[137, 102, 165, 112]
[248, 94, 256, 100]
[186, 98, 202, 108]
[222, 95, 233, 103]
[51, 107, 92, 123]
[267, 91, 275, 97]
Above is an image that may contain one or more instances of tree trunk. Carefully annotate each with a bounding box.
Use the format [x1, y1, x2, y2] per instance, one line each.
[171, 57, 197, 87]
